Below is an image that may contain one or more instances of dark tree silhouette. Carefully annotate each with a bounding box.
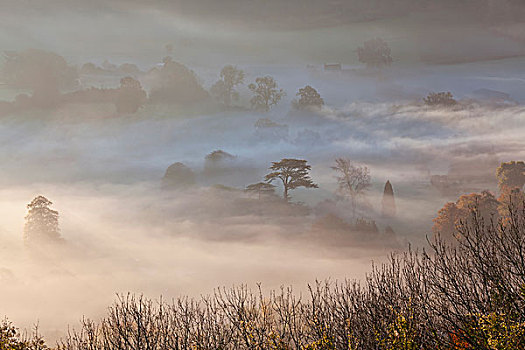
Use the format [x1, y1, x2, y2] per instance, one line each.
[424, 91, 457, 106]
[245, 182, 276, 199]
[162, 162, 196, 189]
[210, 65, 245, 107]
[432, 190, 499, 242]
[248, 76, 285, 112]
[23, 196, 60, 243]
[148, 56, 208, 105]
[2, 49, 78, 106]
[115, 76, 147, 113]
[265, 158, 317, 201]
[357, 38, 393, 68]
[331, 158, 371, 218]
[293, 85, 324, 109]
[204, 150, 237, 169]
[381, 180, 396, 217]
[0, 318, 47, 349]
[496, 161, 525, 192]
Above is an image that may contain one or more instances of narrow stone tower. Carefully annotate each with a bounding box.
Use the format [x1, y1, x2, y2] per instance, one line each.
[382, 180, 396, 217]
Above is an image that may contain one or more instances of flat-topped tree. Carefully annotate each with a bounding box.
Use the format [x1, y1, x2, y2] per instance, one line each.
[264, 158, 318, 201]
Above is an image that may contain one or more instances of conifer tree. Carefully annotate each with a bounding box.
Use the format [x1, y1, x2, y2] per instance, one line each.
[24, 195, 60, 243]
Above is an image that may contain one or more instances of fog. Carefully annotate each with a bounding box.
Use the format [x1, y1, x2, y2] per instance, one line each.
[1, 0, 525, 344]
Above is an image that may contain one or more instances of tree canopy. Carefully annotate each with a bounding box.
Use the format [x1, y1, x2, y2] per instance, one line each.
[210, 65, 245, 107]
[424, 91, 457, 106]
[24, 195, 61, 244]
[0, 319, 47, 350]
[148, 56, 208, 105]
[2, 49, 78, 92]
[162, 162, 196, 189]
[294, 85, 324, 110]
[357, 38, 393, 68]
[115, 76, 147, 113]
[432, 190, 499, 242]
[264, 158, 317, 200]
[331, 158, 371, 218]
[497, 161, 525, 192]
[248, 76, 285, 112]
[2, 49, 78, 106]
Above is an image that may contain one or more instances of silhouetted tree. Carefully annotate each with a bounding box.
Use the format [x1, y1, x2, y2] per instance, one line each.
[357, 38, 393, 68]
[248, 76, 285, 112]
[331, 158, 371, 218]
[432, 191, 499, 242]
[210, 65, 245, 107]
[0, 319, 47, 349]
[148, 56, 208, 105]
[2, 49, 78, 106]
[203, 150, 238, 178]
[424, 92, 457, 106]
[115, 76, 147, 113]
[265, 158, 317, 201]
[293, 85, 324, 110]
[24, 196, 61, 243]
[382, 180, 396, 217]
[496, 161, 525, 192]
[498, 187, 525, 220]
[162, 162, 196, 189]
[205, 150, 236, 166]
[245, 182, 276, 199]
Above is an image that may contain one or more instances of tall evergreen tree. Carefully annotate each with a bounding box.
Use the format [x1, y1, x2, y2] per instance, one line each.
[24, 195, 60, 243]
[382, 180, 396, 217]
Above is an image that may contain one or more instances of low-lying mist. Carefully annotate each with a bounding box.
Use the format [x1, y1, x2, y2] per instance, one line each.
[0, 182, 383, 342]
[2, 7, 525, 342]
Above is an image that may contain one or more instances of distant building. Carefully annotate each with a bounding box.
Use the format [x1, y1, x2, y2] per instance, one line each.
[324, 63, 342, 71]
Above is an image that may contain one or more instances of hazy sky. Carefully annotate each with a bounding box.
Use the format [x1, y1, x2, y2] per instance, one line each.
[2, 0, 525, 66]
